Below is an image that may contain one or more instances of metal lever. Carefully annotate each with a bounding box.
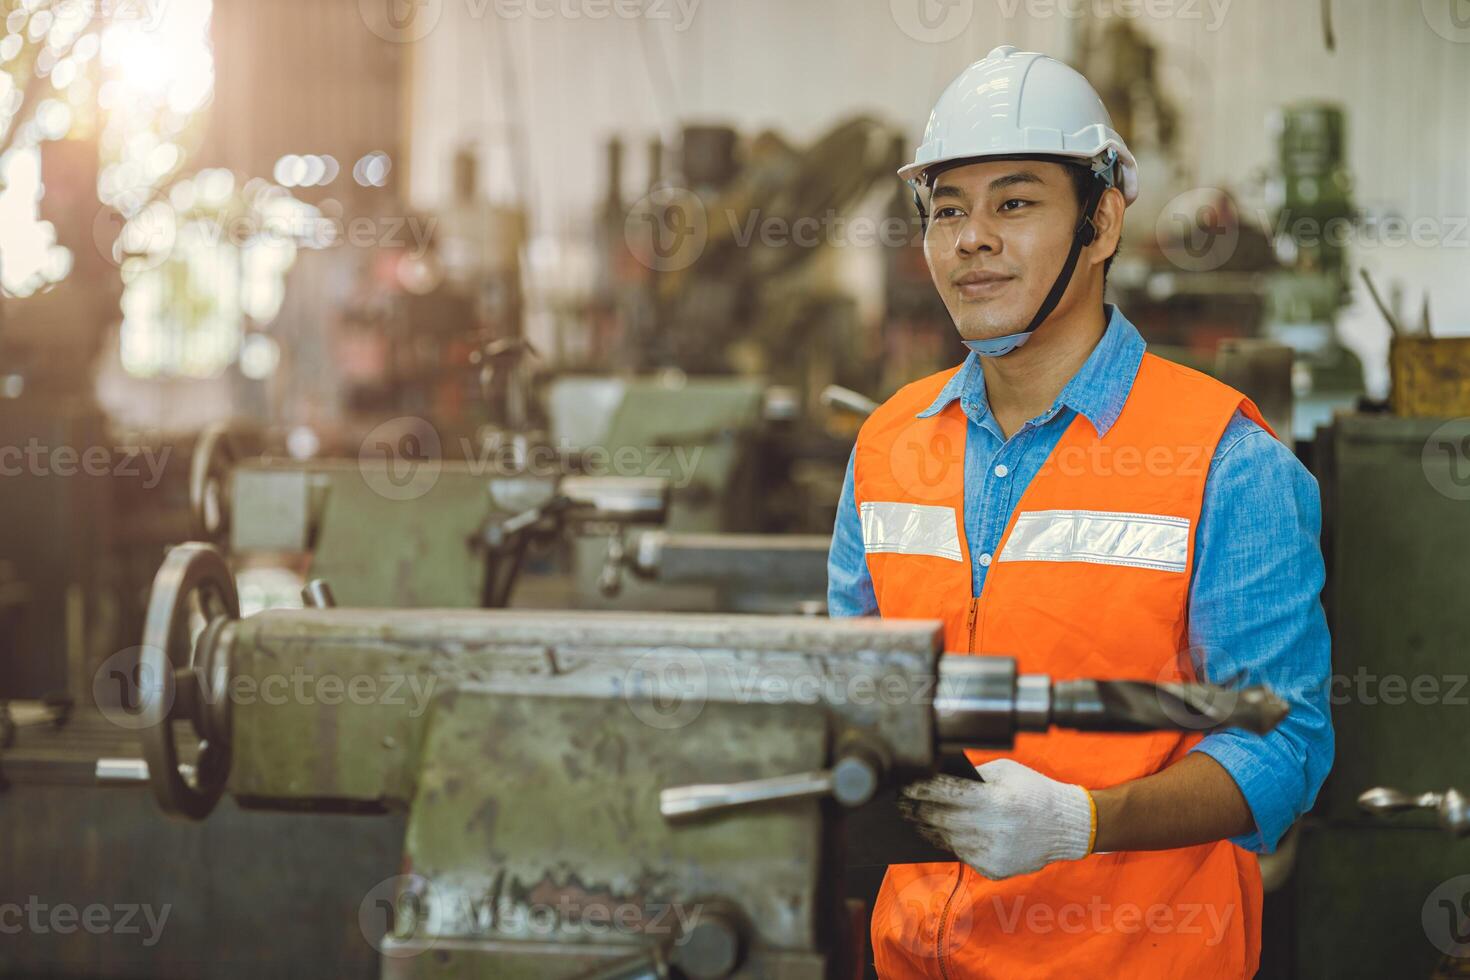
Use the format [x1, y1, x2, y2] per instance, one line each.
[96, 758, 201, 787]
[1358, 786, 1470, 837]
[661, 750, 882, 822]
[302, 579, 336, 608]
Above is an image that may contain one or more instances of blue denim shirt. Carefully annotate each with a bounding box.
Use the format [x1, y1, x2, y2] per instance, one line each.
[828, 304, 1333, 853]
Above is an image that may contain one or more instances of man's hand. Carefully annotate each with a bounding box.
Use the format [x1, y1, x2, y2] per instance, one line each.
[899, 758, 1095, 880]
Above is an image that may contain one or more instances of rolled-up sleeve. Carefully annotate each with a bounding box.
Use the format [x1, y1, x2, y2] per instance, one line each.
[1187, 412, 1334, 854]
[828, 449, 878, 618]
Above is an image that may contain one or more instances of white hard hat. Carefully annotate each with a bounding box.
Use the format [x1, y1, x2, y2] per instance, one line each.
[900, 45, 1138, 205]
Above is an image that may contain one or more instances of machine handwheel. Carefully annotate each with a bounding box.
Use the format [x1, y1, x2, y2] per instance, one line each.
[189, 423, 243, 546]
[139, 543, 239, 819]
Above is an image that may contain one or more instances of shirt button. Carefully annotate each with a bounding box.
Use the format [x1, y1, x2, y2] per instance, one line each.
[979, 553, 993, 567]
[993, 463, 1009, 478]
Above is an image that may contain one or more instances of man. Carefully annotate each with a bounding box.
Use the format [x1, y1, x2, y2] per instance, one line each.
[828, 46, 1332, 978]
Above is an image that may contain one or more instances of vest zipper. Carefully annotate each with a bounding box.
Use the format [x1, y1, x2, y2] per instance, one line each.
[965, 597, 980, 653]
[935, 864, 964, 979]
[936, 601, 981, 978]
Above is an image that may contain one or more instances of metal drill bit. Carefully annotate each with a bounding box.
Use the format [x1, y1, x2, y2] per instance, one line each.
[1051, 680, 1289, 736]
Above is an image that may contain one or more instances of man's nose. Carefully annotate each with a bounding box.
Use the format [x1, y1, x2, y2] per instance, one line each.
[954, 215, 1000, 256]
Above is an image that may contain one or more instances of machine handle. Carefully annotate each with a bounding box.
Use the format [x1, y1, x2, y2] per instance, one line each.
[1358, 786, 1470, 837]
[661, 749, 883, 822]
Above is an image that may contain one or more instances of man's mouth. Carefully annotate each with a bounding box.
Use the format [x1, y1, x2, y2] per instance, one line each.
[952, 270, 1015, 299]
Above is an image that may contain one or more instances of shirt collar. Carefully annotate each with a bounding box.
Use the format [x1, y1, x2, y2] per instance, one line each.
[915, 303, 1145, 438]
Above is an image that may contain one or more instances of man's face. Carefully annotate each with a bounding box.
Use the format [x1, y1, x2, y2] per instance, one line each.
[922, 159, 1084, 342]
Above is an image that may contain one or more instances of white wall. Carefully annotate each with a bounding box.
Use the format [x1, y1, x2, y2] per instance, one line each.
[406, 0, 1470, 392]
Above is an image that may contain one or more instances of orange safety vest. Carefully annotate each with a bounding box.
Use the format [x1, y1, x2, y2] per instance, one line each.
[855, 352, 1269, 979]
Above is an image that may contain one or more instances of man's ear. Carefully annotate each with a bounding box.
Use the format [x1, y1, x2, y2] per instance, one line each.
[1089, 185, 1126, 266]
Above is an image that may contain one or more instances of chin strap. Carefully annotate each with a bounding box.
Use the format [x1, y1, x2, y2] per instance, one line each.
[919, 150, 1118, 358]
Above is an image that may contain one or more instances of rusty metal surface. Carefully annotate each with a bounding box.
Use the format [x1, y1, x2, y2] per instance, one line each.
[377, 938, 828, 980]
[401, 692, 827, 958]
[224, 609, 943, 804]
[1389, 336, 1470, 418]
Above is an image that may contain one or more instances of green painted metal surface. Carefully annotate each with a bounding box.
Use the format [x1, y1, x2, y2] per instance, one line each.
[1289, 414, 1470, 978]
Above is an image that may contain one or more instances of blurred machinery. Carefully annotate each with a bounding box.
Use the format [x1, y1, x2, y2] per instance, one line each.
[1113, 101, 1366, 442]
[573, 118, 956, 540]
[1260, 102, 1364, 437]
[0, 542, 1285, 979]
[189, 413, 832, 616]
[186, 421, 669, 610]
[1282, 405, 1470, 977]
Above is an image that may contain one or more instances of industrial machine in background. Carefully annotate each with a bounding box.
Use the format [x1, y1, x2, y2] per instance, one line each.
[1111, 100, 1366, 443]
[0, 542, 1286, 979]
[185, 420, 670, 611]
[1287, 373, 1470, 976]
[1259, 102, 1365, 438]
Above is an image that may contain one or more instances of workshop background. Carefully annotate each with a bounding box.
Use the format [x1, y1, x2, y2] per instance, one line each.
[1, 0, 1468, 977]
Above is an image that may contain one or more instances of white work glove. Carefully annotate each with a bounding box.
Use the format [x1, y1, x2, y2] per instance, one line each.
[899, 758, 1096, 880]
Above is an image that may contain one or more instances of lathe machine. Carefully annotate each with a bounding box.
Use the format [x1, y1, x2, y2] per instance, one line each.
[102, 541, 1287, 979]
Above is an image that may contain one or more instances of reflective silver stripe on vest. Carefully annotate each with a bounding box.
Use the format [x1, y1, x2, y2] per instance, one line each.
[859, 501, 963, 563]
[996, 509, 1190, 573]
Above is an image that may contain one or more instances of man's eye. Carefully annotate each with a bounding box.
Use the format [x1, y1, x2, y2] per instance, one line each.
[934, 206, 964, 220]
[999, 198, 1032, 212]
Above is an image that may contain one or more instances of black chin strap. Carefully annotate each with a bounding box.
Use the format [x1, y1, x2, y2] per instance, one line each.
[1018, 167, 1110, 336]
